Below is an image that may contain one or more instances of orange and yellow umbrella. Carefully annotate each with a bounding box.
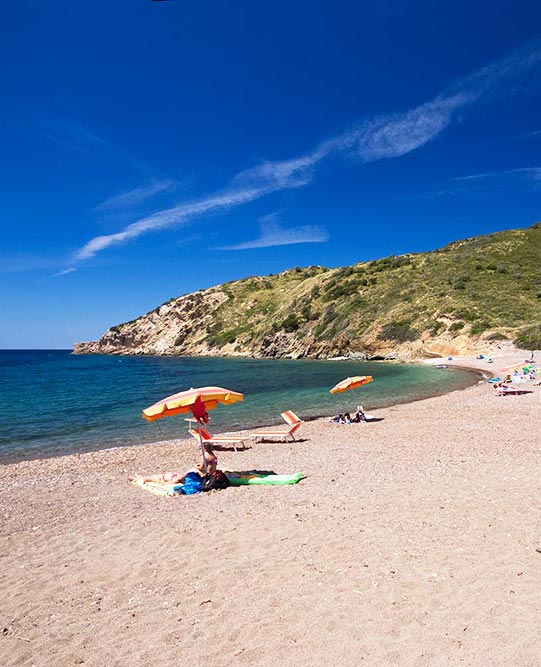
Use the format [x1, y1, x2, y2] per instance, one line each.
[143, 386, 244, 474]
[329, 376, 373, 394]
[142, 386, 244, 421]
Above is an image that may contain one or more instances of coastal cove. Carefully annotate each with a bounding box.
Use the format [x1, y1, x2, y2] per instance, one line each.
[0, 350, 478, 462]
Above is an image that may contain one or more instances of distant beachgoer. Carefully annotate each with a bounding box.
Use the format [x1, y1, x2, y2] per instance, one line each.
[329, 413, 350, 424]
[494, 375, 513, 392]
[354, 405, 367, 422]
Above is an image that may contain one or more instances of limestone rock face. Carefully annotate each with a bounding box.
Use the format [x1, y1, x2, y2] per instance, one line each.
[74, 289, 230, 356]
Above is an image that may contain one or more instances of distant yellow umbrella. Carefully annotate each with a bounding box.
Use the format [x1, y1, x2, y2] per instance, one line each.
[329, 376, 373, 394]
[143, 386, 244, 473]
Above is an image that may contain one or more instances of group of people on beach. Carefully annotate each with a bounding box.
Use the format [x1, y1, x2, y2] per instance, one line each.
[130, 401, 372, 492]
[328, 405, 367, 424]
[492, 360, 539, 392]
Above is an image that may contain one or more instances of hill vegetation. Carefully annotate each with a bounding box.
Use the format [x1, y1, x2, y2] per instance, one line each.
[74, 223, 541, 359]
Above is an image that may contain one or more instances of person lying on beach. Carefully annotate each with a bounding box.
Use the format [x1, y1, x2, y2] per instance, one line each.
[328, 413, 347, 423]
[329, 410, 368, 424]
[493, 375, 512, 389]
[128, 445, 217, 484]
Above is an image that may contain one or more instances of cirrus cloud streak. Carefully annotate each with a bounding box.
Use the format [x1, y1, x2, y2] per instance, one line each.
[69, 39, 541, 269]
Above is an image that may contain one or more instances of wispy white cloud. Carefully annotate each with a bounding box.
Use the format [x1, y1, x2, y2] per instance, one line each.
[18, 111, 110, 151]
[219, 213, 328, 250]
[53, 267, 77, 277]
[0, 254, 58, 273]
[423, 167, 541, 199]
[95, 179, 178, 211]
[442, 39, 541, 104]
[351, 94, 468, 161]
[0, 254, 79, 276]
[76, 186, 269, 260]
[73, 39, 541, 264]
[499, 128, 541, 143]
[453, 167, 541, 183]
[232, 150, 328, 191]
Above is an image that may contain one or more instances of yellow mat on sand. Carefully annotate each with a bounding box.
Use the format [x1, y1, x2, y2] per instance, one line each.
[129, 478, 177, 497]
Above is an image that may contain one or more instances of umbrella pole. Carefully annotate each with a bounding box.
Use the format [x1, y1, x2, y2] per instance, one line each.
[197, 423, 209, 475]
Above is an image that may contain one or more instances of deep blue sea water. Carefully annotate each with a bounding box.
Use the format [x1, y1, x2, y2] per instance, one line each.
[0, 350, 478, 462]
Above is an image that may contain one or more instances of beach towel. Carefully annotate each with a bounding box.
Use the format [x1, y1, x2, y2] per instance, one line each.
[129, 478, 178, 497]
[129, 472, 203, 496]
[225, 471, 305, 486]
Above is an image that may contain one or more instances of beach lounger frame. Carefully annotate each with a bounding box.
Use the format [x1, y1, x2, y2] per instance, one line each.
[189, 426, 247, 452]
[249, 411, 303, 443]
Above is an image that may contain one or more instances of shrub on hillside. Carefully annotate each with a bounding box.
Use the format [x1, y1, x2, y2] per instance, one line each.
[470, 321, 491, 336]
[514, 324, 541, 350]
[486, 332, 509, 341]
[429, 321, 445, 336]
[206, 325, 238, 346]
[378, 321, 420, 343]
[281, 314, 300, 332]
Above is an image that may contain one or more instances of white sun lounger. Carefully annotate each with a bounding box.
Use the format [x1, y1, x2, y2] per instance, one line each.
[250, 410, 303, 442]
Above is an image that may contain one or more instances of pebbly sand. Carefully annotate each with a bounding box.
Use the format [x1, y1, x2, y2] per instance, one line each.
[1, 353, 540, 667]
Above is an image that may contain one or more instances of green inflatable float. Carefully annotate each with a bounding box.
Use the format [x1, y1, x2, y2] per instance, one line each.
[225, 471, 305, 486]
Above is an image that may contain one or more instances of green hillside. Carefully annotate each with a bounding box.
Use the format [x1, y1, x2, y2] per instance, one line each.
[76, 223, 541, 359]
[200, 223, 541, 354]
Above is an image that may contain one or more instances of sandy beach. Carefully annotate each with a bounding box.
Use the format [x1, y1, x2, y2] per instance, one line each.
[1, 352, 540, 667]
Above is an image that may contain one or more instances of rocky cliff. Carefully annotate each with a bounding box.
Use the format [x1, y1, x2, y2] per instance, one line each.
[74, 223, 541, 360]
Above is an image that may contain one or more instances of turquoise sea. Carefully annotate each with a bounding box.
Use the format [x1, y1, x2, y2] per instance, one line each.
[0, 350, 479, 462]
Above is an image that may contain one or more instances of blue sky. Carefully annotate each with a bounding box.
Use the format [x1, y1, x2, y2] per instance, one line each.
[2, 0, 541, 348]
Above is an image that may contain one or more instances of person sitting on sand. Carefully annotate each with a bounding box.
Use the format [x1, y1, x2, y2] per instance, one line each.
[354, 405, 367, 423]
[128, 444, 217, 484]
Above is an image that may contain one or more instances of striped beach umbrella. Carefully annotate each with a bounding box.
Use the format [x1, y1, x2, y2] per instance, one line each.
[329, 376, 373, 394]
[143, 386, 243, 421]
[143, 386, 244, 473]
